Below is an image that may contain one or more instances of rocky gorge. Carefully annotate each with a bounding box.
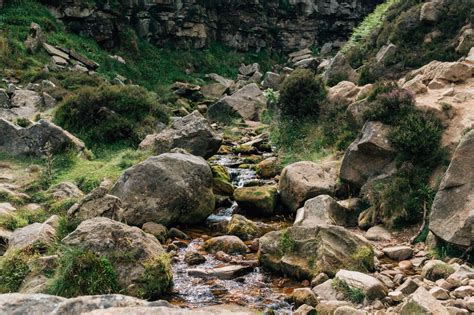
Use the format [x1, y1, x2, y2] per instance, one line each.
[0, 0, 473, 314]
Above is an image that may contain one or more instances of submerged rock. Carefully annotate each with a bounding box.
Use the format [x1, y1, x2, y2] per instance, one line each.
[139, 111, 222, 159]
[111, 150, 215, 227]
[259, 225, 374, 279]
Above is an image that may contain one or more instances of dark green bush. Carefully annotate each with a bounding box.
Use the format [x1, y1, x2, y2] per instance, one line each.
[389, 112, 443, 164]
[364, 86, 415, 124]
[279, 69, 326, 118]
[48, 247, 119, 297]
[54, 84, 169, 147]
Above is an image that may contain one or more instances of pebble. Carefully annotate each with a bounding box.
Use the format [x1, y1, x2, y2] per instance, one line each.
[429, 287, 450, 300]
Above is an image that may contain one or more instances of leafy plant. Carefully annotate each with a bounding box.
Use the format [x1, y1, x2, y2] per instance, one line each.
[332, 278, 365, 304]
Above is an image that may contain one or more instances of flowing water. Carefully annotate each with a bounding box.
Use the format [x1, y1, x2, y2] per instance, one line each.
[168, 153, 298, 313]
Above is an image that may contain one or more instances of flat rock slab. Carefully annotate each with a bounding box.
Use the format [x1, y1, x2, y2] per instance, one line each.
[187, 265, 254, 280]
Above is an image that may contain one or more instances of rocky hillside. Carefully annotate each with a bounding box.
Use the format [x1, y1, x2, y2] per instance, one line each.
[0, 0, 473, 314]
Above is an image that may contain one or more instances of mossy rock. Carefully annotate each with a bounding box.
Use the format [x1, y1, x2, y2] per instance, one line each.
[204, 235, 248, 255]
[232, 144, 257, 155]
[233, 185, 278, 216]
[211, 164, 234, 196]
[421, 260, 455, 281]
[226, 214, 260, 241]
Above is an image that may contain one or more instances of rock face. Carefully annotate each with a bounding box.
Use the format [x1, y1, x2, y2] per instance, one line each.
[0, 119, 85, 157]
[340, 121, 395, 189]
[46, 1, 382, 52]
[207, 83, 266, 122]
[429, 130, 474, 248]
[111, 150, 215, 227]
[259, 225, 374, 279]
[62, 218, 172, 297]
[279, 161, 339, 212]
[139, 111, 222, 159]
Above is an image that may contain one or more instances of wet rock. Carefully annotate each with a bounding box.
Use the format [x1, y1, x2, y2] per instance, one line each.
[142, 222, 168, 243]
[279, 161, 339, 212]
[139, 111, 222, 159]
[187, 265, 253, 280]
[233, 185, 277, 216]
[429, 130, 474, 248]
[0, 293, 66, 314]
[226, 214, 260, 241]
[0, 119, 85, 157]
[294, 195, 359, 228]
[168, 227, 190, 240]
[287, 288, 318, 307]
[67, 187, 123, 222]
[211, 164, 234, 196]
[422, 260, 455, 281]
[400, 287, 449, 315]
[204, 235, 248, 255]
[184, 251, 206, 266]
[6, 221, 56, 254]
[256, 157, 280, 179]
[340, 121, 395, 189]
[382, 246, 413, 261]
[365, 225, 392, 241]
[335, 269, 388, 301]
[259, 225, 374, 280]
[62, 217, 172, 297]
[111, 150, 215, 227]
[208, 83, 266, 122]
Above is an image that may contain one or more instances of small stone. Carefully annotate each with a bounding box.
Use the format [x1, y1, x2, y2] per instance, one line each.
[452, 286, 473, 298]
[397, 278, 419, 295]
[429, 287, 450, 300]
[388, 290, 404, 302]
[184, 251, 206, 266]
[399, 260, 413, 271]
[311, 273, 329, 287]
[436, 279, 454, 291]
[383, 246, 413, 261]
[446, 306, 469, 315]
[366, 225, 392, 241]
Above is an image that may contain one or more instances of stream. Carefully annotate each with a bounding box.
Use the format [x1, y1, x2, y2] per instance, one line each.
[168, 153, 298, 313]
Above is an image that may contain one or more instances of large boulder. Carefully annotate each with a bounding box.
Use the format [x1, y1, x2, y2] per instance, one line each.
[207, 83, 266, 122]
[139, 111, 222, 159]
[111, 150, 215, 227]
[279, 161, 339, 212]
[0, 293, 66, 315]
[340, 121, 395, 189]
[294, 195, 359, 227]
[429, 130, 474, 247]
[0, 119, 85, 157]
[62, 218, 172, 297]
[259, 225, 374, 279]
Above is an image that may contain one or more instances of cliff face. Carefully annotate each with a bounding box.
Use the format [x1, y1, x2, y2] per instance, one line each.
[45, 0, 382, 52]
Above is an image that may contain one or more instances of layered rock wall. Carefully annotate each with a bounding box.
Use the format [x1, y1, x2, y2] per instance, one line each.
[44, 0, 382, 52]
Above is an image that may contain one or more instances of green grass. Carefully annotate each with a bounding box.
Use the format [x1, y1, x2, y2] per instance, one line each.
[342, 0, 400, 53]
[47, 246, 120, 297]
[0, 249, 36, 293]
[332, 278, 365, 304]
[279, 229, 297, 256]
[0, 0, 284, 92]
